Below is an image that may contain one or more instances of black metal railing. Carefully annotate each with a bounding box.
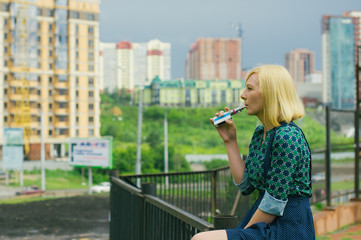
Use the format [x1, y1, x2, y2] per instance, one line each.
[110, 177, 212, 240]
[120, 166, 252, 223]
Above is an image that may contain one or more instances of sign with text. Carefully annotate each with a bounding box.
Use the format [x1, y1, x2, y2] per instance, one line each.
[69, 137, 113, 168]
[3, 128, 23, 170]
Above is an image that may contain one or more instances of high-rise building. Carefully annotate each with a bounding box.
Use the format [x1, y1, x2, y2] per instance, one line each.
[185, 38, 242, 80]
[100, 39, 171, 91]
[322, 15, 359, 110]
[0, 0, 101, 160]
[285, 49, 315, 84]
[99, 42, 117, 91]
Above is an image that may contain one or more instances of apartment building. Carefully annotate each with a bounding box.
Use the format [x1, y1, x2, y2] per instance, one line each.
[285, 48, 315, 85]
[185, 38, 242, 81]
[0, 0, 101, 160]
[100, 39, 171, 92]
[134, 76, 244, 107]
[322, 14, 359, 110]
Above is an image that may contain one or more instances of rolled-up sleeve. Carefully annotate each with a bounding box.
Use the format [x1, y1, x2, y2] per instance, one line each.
[233, 168, 254, 195]
[259, 191, 287, 216]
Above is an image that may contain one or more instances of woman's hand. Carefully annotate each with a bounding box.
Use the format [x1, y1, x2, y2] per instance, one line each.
[210, 107, 237, 143]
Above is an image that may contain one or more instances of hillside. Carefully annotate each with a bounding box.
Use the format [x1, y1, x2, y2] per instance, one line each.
[100, 96, 353, 174]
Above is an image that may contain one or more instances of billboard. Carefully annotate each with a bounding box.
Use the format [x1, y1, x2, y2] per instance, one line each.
[69, 137, 113, 168]
[3, 128, 24, 170]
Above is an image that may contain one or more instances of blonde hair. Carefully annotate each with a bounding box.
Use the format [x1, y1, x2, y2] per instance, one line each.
[245, 65, 304, 128]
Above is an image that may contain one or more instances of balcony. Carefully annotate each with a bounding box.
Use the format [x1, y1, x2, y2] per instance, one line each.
[54, 121, 69, 128]
[29, 94, 40, 102]
[54, 95, 69, 102]
[54, 81, 68, 89]
[8, 93, 23, 101]
[53, 108, 69, 115]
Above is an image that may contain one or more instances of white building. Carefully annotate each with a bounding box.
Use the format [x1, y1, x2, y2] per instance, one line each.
[100, 39, 171, 91]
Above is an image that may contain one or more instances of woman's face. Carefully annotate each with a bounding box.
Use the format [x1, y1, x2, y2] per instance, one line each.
[241, 73, 263, 117]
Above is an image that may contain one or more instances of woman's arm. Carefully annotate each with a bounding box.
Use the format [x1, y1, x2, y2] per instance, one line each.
[245, 208, 277, 228]
[210, 107, 245, 183]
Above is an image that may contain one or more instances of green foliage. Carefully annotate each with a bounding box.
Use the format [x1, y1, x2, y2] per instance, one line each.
[204, 159, 229, 170]
[100, 93, 352, 174]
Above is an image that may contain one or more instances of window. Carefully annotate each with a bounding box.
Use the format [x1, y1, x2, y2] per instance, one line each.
[75, 38, 79, 46]
[88, 91, 94, 97]
[88, 40, 93, 47]
[49, 37, 52, 43]
[37, 36, 41, 42]
[88, 65, 94, 71]
[88, 27, 94, 34]
[4, 33, 7, 39]
[49, 23, 52, 31]
[75, 64, 79, 70]
[4, 102, 7, 108]
[76, 116, 79, 123]
[49, 50, 52, 56]
[76, 77, 79, 84]
[88, 52, 93, 60]
[76, 129, 79, 136]
[75, 51, 79, 58]
[37, 49, 41, 56]
[49, 103, 52, 109]
[76, 91, 79, 97]
[89, 116, 94, 123]
[73, 11, 79, 19]
[88, 129, 94, 136]
[49, 77, 53, 83]
[87, 14, 95, 21]
[4, 60, 7, 67]
[49, 90, 52, 96]
[4, 89, 7, 95]
[4, 46, 7, 53]
[76, 103, 79, 109]
[49, 130, 53, 136]
[4, 116, 7, 122]
[37, 22, 41, 29]
[75, 25, 79, 33]
[4, 19, 7, 26]
[89, 104, 94, 110]
[49, 63, 53, 69]
[88, 77, 94, 85]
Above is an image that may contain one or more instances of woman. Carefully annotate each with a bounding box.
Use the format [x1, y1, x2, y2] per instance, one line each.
[192, 65, 315, 240]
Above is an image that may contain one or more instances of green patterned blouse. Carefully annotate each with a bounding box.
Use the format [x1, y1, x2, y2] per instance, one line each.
[235, 123, 312, 216]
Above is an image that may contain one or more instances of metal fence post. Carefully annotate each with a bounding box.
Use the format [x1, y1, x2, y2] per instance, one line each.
[355, 46, 361, 200]
[325, 105, 332, 207]
[141, 183, 156, 240]
[211, 171, 217, 218]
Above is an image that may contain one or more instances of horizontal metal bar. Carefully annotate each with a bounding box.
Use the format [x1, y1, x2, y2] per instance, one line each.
[121, 166, 230, 179]
[111, 176, 142, 195]
[145, 194, 213, 231]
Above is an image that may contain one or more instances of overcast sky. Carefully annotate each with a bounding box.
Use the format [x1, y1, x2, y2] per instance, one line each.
[99, 0, 360, 79]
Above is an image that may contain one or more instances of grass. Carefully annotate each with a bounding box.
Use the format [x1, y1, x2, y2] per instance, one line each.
[7, 169, 88, 190]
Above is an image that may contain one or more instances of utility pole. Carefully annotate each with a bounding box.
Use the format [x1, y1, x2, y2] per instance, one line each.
[135, 84, 143, 187]
[41, 112, 46, 191]
[164, 110, 169, 187]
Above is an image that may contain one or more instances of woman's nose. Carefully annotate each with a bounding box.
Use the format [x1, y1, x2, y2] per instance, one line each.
[240, 91, 246, 100]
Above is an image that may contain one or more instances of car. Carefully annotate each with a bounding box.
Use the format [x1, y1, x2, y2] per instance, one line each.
[312, 172, 326, 182]
[16, 186, 45, 196]
[91, 182, 111, 193]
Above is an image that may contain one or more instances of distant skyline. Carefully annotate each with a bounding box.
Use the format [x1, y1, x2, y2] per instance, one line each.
[99, 0, 360, 79]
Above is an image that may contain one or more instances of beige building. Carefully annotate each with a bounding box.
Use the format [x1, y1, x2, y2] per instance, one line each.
[185, 38, 242, 81]
[0, 0, 101, 160]
[285, 48, 315, 85]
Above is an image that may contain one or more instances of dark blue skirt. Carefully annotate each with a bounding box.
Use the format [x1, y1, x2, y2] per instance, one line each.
[226, 193, 315, 240]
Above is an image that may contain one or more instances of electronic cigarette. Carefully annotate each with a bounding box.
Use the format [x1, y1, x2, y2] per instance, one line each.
[212, 105, 246, 127]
